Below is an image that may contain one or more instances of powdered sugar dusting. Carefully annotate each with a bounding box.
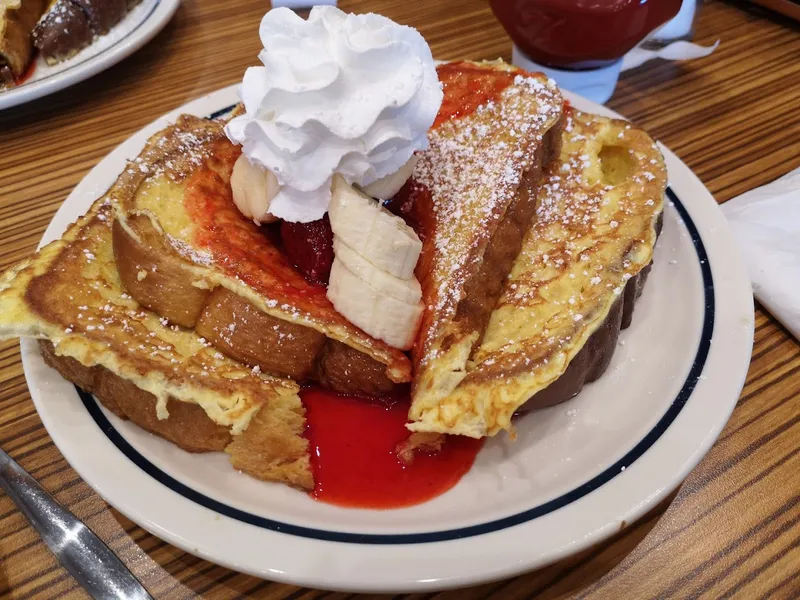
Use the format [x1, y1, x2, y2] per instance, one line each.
[123, 122, 220, 184]
[414, 71, 562, 362]
[167, 234, 213, 266]
[40, 204, 295, 422]
[473, 107, 667, 372]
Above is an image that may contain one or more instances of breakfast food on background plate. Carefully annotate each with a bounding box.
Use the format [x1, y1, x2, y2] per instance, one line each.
[0, 6, 668, 508]
[33, 0, 142, 65]
[0, 0, 46, 86]
[0, 0, 141, 89]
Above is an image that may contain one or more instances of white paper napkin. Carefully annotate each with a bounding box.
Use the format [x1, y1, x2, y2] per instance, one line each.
[721, 167, 800, 340]
[621, 40, 719, 71]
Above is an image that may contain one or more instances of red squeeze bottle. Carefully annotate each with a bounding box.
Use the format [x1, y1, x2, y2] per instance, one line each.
[490, 0, 682, 69]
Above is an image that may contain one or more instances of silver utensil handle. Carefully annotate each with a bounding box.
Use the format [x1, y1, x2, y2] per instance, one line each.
[0, 449, 153, 600]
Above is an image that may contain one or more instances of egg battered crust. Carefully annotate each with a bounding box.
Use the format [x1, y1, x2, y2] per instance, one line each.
[408, 108, 667, 438]
[0, 200, 312, 490]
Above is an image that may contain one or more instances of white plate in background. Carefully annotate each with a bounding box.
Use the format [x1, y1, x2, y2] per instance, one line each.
[0, 0, 180, 110]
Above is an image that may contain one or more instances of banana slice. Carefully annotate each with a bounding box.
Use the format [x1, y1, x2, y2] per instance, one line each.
[328, 174, 421, 280]
[230, 154, 280, 224]
[327, 257, 424, 350]
[362, 154, 420, 200]
[333, 238, 421, 304]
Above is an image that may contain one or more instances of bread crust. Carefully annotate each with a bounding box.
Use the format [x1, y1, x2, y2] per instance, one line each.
[112, 215, 211, 328]
[32, 0, 91, 65]
[453, 120, 563, 350]
[196, 286, 326, 381]
[40, 340, 232, 452]
[39, 340, 313, 489]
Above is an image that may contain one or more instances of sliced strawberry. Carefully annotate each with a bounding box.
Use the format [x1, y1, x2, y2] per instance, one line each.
[384, 179, 431, 240]
[280, 216, 334, 285]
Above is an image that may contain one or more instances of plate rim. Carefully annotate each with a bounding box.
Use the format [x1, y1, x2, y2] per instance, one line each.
[0, 0, 181, 111]
[19, 86, 754, 592]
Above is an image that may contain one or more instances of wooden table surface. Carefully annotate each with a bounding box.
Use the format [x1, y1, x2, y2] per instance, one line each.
[1, 0, 799, 598]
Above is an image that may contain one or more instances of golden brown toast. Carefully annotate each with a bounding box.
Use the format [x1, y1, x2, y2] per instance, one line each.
[408, 61, 564, 427]
[0, 199, 312, 489]
[408, 107, 666, 437]
[110, 115, 411, 396]
[0, 0, 46, 85]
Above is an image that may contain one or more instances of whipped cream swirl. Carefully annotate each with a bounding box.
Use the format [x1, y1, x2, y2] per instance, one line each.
[224, 6, 443, 223]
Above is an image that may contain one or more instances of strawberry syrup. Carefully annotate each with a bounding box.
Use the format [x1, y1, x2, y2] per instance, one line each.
[302, 387, 483, 509]
[14, 59, 37, 86]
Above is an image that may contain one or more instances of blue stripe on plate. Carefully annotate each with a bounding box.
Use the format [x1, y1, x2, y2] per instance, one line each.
[208, 104, 236, 120]
[77, 186, 714, 544]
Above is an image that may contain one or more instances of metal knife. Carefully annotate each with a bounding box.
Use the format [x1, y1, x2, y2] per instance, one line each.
[0, 448, 153, 600]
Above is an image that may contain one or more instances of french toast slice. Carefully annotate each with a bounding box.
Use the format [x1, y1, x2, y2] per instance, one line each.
[110, 115, 411, 396]
[408, 107, 667, 437]
[408, 61, 564, 426]
[0, 0, 46, 86]
[0, 199, 312, 489]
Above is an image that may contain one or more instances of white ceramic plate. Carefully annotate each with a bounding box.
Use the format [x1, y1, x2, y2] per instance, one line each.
[20, 87, 754, 593]
[0, 0, 180, 110]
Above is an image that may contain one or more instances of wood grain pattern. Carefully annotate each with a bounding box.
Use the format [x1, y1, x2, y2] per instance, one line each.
[0, 0, 799, 597]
